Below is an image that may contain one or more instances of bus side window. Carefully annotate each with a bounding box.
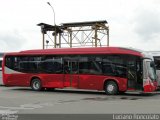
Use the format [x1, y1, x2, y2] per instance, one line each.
[102, 55, 127, 78]
[71, 62, 78, 74]
[64, 64, 70, 73]
[79, 57, 89, 74]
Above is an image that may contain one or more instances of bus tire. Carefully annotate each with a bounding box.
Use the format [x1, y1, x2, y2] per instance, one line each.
[104, 81, 118, 95]
[31, 78, 42, 91]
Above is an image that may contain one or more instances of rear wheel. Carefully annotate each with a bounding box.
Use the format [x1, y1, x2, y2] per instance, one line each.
[104, 81, 118, 95]
[31, 78, 42, 91]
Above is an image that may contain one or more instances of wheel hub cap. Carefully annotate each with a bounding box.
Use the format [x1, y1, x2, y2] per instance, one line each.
[107, 84, 114, 92]
[33, 82, 40, 89]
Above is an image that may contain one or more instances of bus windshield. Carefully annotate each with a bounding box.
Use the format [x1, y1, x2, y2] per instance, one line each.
[146, 61, 156, 81]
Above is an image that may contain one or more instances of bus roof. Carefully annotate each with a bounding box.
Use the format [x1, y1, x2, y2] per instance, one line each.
[5, 47, 143, 57]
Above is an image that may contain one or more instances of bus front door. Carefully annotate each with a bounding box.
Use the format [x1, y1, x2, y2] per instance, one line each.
[63, 59, 79, 88]
[127, 56, 145, 91]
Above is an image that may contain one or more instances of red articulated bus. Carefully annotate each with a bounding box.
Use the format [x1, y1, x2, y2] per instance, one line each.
[2, 47, 157, 95]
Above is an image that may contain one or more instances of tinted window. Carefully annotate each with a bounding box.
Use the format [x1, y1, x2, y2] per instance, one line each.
[79, 56, 102, 75]
[102, 55, 127, 77]
[40, 56, 63, 74]
[5, 56, 63, 74]
[63, 56, 79, 74]
[5, 56, 19, 71]
[18, 56, 41, 73]
[79, 57, 90, 74]
[5, 54, 140, 79]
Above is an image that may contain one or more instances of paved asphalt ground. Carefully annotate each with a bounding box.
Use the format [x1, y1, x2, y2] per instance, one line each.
[0, 86, 160, 119]
[0, 86, 160, 114]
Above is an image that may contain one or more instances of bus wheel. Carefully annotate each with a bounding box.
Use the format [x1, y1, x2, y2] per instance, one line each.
[104, 81, 118, 95]
[31, 78, 42, 91]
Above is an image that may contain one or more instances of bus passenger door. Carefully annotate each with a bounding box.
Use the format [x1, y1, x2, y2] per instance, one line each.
[127, 57, 145, 91]
[63, 58, 79, 88]
[126, 56, 144, 91]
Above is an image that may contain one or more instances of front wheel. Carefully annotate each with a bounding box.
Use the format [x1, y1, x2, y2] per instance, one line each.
[104, 81, 118, 95]
[31, 78, 42, 91]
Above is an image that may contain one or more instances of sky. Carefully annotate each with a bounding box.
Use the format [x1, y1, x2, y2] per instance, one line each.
[0, 0, 160, 52]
